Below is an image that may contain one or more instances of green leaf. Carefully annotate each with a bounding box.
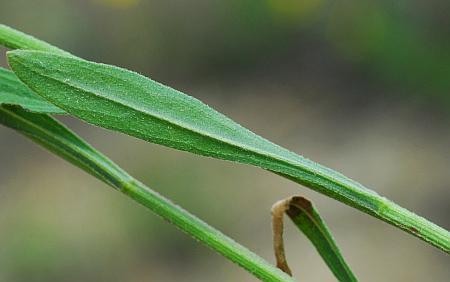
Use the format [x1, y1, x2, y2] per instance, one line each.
[0, 104, 294, 282]
[0, 24, 72, 56]
[0, 67, 65, 113]
[272, 196, 357, 281]
[0, 26, 346, 280]
[7, 49, 450, 253]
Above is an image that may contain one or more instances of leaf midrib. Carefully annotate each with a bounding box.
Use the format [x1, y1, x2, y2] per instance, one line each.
[12, 56, 384, 215]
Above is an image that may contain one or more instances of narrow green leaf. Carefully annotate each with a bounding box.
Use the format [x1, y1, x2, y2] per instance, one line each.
[272, 196, 357, 281]
[7, 49, 450, 252]
[0, 24, 72, 56]
[0, 67, 65, 113]
[0, 27, 350, 280]
[0, 104, 294, 282]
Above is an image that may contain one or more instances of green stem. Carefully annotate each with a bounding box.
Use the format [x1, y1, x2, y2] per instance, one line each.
[1, 23, 449, 253]
[0, 25, 294, 280]
[276, 171, 450, 253]
[378, 202, 450, 250]
[0, 105, 294, 282]
[123, 179, 290, 281]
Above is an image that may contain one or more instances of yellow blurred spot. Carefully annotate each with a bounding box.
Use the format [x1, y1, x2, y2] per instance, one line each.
[267, 0, 323, 24]
[94, 0, 140, 9]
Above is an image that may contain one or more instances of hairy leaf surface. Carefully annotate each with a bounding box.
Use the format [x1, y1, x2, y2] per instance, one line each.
[7, 50, 450, 252]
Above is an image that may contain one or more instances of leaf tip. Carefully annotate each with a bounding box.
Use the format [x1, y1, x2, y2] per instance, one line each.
[6, 49, 25, 69]
[6, 50, 43, 81]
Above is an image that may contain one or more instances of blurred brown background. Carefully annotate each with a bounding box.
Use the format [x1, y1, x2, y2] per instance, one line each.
[0, 0, 449, 281]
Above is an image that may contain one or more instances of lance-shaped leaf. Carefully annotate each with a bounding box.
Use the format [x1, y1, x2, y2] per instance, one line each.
[0, 47, 354, 282]
[7, 50, 450, 252]
[272, 196, 357, 281]
[0, 67, 65, 114]
[0, 104, 293, 282]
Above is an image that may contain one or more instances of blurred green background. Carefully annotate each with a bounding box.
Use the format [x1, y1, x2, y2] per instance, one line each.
[0, 0, 449, 281]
